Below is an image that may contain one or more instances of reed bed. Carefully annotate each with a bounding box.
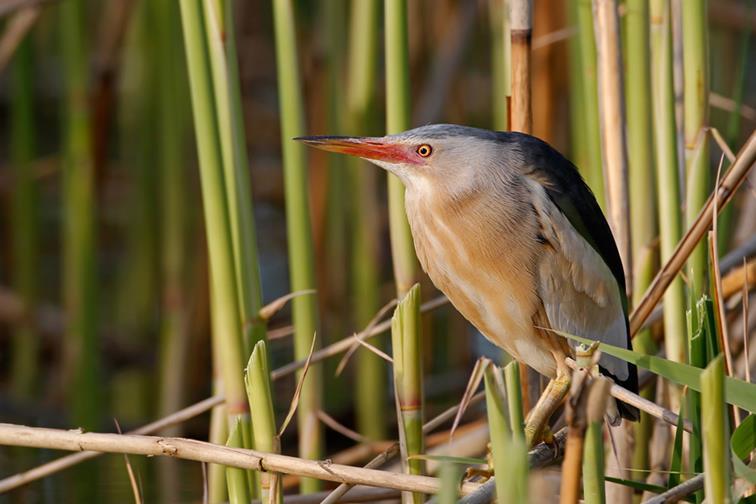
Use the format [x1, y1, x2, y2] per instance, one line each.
[0, 0, 754, 503]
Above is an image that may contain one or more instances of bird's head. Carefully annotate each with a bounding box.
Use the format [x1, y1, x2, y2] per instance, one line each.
[296, 124, 513, 199]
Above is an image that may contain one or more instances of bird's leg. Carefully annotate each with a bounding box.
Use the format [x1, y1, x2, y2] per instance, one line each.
[523, 370, 571, 448]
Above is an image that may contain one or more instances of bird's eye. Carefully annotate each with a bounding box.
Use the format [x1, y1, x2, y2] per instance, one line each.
[416, 144, 432, 157]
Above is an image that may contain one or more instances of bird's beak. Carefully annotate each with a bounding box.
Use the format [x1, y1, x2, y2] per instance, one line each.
[295, 135, 416, 164]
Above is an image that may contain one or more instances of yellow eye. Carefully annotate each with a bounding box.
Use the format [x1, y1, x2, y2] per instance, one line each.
[417, 144, 432, 157]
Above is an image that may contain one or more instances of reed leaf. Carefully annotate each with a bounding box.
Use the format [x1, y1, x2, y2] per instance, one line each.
[554, 331, 756, 413]
[730, 414, 756, 485]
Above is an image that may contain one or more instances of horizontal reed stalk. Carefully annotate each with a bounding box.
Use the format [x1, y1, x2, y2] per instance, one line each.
[0, 425, 483, 496]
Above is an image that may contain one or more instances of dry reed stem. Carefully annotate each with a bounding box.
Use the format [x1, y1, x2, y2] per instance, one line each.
[592, 0, 632, 288]
[252, 486, 400, 504]
[510, 0, 532, 133]
[630, 130, 756, 335]
[560, 369, 591, 504]
[0, 424, 483, 496]
[644, 473, 704, 504]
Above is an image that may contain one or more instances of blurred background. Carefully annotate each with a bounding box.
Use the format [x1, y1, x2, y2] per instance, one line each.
[0, 0, 753, 502]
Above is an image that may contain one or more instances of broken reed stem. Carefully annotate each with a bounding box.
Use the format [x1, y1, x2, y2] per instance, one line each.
[246, 341, 282, 503]
[592, 0, 632, 288]
[509, 0, 531, 133]
[630, 130, 756, 335]
[0, 424, 483, 497]
[560, 370, 589, 504]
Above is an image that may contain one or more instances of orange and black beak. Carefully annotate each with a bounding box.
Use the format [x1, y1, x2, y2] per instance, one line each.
[295, 136, 418, 165]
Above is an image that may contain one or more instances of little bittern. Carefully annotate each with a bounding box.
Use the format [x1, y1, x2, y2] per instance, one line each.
[297, 124, 639, 446]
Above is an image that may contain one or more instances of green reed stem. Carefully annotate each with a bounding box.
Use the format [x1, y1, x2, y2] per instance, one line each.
[624, 0, 658, 475]
[385, 0, 417, 296]
[271, 0, 323, 492]
[179, 0, 250, 443]
[225, 421, 251, 504]
[504, 360, 524, 438]
[346, 0, 386, 442]
[60, 0, 100, 430]
[568, 0, 589, 171]
[391, 284, 425, 504]
[700, 355, 731, 503]
[155, 0, 190, 434]
[650, 0, 688, 410]
[582, 418, 605, 504]
[484, 363, 528, 503]
[575, 0, 605, 208]
[489, 0, 511, 131]
[10, 37, 38, 398]
[246, 341, 282, 504]
[682, 0, 710, 302]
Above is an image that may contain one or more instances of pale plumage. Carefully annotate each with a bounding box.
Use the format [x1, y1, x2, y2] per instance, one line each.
[298, 123, 639, 441]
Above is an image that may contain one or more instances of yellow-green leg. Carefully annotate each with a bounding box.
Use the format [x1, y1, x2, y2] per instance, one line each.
[524, 371, 571, 448]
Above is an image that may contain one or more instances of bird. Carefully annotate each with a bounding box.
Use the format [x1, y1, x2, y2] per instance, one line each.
[297, 124, 639, 446]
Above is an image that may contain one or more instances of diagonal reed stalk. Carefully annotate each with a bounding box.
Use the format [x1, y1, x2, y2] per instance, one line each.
[345, 0, 386, 442]
[10, 35, 38, 399]
[59, 0, 101, 433]
[271, 0, 323, 492]
[629, 130, 756, 335]
[682, 0, 711, 303]
[385, 0, 417, 296]
[391, 284, 425, 504]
